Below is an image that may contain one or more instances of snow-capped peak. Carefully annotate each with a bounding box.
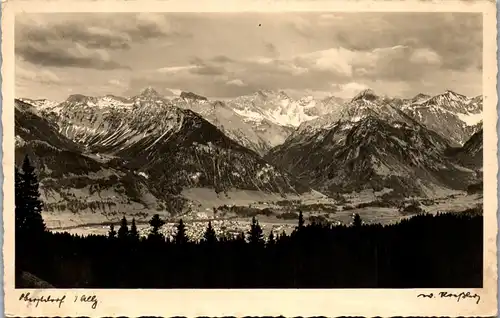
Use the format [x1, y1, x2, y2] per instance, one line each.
[18, 98, 61, 111]
[66, 94, 92, 103]
[180, 91, 208, 102]
[351, 89, 378, 102]
[140, 86, 161, 97]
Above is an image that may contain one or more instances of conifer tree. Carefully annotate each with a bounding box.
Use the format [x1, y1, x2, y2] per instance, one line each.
[130, 218, 139, 241]
[248, 216, 264, 245]
[267, 231, 275, 246]
[174, 219, 188, 245]
[279, 230, 287, 241]
[352, 213, 362, 227]
[203, 221, 217, 245]
[118, 216, 129, 240]
[298, 210, 305, 230]
[15, 167, 25, 236]
[148, 214, 165, 241]
[17, 155, 45, 238]
[108, 224, 117, 239]
[237, 231, 246, 243]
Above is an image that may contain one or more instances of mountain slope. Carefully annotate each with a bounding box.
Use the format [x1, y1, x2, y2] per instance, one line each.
[15, 99, 168, 227]
[16, 94, 314, 227]
[400, 91, 482, 146]
[172, 95, 273, 155]
[20, 89, 311, 197]
[222, 90, 344, 149]
[266, 90, 479, 197]
[448, 128, 483, 169]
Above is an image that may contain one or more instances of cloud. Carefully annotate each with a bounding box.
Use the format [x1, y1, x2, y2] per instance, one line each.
[347, 46, 444, 81]
[108, 79, 127, 87]
[136, 43, 450, 98]
[409, 48, 442, 65]
[331, 82, 370, 99]
[264, 42, 279, 58]
[15, 13, 189, 69]
[16, 13, 183, 48]
[16, 42, 130, 70]
[17, 13, 482, 100]
[127, 13, 185, 40]
[17, 17, 129, 50]
[16, 64, 61, 85]
[293, 48, 354, 76]
[189, 64, 226, 76]
[167, 88, 182, 96]
[211, 55, 234, 63]
[308, 12, 481, 72]
[20, 23, 131, 49]
[157, 65, 197, 74]
[227, 79, 246, 87]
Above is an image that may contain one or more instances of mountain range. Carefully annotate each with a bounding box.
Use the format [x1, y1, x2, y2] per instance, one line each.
[16, 87, 483, 225]
[266, 89, 482, 197]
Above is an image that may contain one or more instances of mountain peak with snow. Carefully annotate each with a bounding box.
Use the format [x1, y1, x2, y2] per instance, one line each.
[351, 89, 378, 102]
[139, 87, 161, 98]
[66, 94, 92, 103]
[253, 90, 290, 101]
[180, 91, 208, 102]
[412, 93, 431, 101]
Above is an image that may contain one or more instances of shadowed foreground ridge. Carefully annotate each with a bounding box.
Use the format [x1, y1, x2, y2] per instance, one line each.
[18, 211, 482, 289]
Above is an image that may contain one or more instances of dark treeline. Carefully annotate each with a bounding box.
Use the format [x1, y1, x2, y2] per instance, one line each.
[16, 155, 483, 288]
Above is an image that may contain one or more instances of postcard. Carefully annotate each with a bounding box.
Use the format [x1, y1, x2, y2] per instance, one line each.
[2, 0, 498, 316]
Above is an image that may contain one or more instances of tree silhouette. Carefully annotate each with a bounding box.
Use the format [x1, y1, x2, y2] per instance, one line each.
[352, 213, 362, 227]
[117, 216, 129, 240]
[129, 218, 139, 241]
[279, 230, 287, 241]
[237, 231, 246, 242]
[203, 221, 217, 245]
[108, 224, 117, 239]
[248, 216, 264, 245]
[174, 219, 188, 245]
[17, 156, 45, 238]
[15, 167, 25, 237]
[298, 210, 305, 230]
[148, 214, 165, 241]
[267, 231, 275, 246]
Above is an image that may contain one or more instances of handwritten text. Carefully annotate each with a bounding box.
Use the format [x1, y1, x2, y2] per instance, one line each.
[417, 291, 481, 304]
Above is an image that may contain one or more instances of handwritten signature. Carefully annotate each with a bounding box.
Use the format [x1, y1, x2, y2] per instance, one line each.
[417, 291, 481, 304]
[19, 292, 98, 309]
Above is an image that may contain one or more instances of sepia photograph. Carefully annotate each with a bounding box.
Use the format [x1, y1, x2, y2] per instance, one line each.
[3, 0, 498, 316]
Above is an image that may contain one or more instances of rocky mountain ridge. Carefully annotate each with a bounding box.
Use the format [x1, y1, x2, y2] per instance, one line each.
[266, 89, 482, 198]
[15, 95, 312, 227]
[16, 87, 483, 223]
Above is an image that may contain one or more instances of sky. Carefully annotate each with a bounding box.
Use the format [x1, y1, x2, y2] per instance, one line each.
[15, 12, 482, 101]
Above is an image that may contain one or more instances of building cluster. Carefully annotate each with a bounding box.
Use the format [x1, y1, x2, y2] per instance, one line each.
[136, 219, 297, 242]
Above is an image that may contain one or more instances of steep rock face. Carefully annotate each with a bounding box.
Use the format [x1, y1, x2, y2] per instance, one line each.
[15, 100, 169, 226]
[268, 117, 476, 197]
[448, 129, 483, 169]
[266, 91, 480, 197]
[17, 91, 310, 220]
[172, 98, 272, 155]
[180, 91, 208, 102]
[23, 89, 346, 155]
[17, 98, 60, 112]
[227, 90, 344, 127]
[292, 89, 419, 138]
[461, 129, 483, 166]
[400, 91, 482, 146]
[221, 90, 344, 148]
